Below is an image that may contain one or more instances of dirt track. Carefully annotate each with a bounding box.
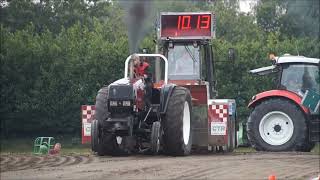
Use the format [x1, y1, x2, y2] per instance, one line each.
[1, 152, 319, 180]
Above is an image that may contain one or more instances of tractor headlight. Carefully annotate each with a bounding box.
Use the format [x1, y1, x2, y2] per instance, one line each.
[110, 101, 118, 106]
[122, 101, 131, 106]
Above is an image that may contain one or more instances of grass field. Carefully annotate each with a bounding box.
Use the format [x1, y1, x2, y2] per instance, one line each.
[1, 137, 319, 155]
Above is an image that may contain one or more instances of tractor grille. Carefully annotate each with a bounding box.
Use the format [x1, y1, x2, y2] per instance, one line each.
[108, 85, 134, 100]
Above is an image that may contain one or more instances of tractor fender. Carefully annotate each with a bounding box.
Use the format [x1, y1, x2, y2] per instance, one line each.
[248, 90, 309, 114]
[159, 84, 176, 114]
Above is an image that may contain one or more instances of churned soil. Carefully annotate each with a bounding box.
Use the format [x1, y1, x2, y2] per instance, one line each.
[1, 152, 319, 179]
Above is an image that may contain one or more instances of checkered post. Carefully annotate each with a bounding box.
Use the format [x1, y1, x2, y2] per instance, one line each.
[211, 104, 228, 122]
[81, 105, 95, 144]
[208, 104, 228, 136]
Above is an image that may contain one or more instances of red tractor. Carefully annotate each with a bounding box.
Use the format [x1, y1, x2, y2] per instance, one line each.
[89, 12, 237, 156]
[247, 55, 320, 151]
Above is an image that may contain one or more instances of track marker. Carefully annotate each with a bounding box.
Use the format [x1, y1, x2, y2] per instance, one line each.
[268, 174, 276, 180]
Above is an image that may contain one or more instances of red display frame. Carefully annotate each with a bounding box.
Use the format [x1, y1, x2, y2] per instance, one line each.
[160, 12, 215, 39]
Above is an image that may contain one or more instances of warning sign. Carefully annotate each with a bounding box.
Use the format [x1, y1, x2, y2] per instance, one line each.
[210, 122, 227, 135]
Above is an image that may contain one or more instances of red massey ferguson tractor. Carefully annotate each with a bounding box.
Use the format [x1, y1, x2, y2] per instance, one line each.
[89, 12, 237, 156]
[247, 55, 320, 152]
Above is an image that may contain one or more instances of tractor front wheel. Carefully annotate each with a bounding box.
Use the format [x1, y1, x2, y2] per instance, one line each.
[91, 120, 99, 152]
[150, 121, 161, 154]
[97, 134, 128, 156]
[247, 98, 309, 151]
[95, 86, 125, 156]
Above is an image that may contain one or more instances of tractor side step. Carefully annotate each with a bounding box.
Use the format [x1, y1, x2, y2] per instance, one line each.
[309, 117, 320, 142]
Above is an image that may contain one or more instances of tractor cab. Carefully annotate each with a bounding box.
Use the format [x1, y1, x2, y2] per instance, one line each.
[154, 12, 237, 150]
[250, 55, 319, 96]
[155, 12, 217, 98]
[166, 43, 200, 80]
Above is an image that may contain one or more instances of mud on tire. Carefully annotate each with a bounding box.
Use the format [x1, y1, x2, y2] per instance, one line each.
[162, 87, 192, 156]
[247, 98, 309, 151]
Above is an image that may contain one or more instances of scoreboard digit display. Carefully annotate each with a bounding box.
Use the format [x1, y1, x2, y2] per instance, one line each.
[160, 12, 215, 39]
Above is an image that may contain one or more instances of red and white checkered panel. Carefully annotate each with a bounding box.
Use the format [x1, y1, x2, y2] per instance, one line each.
[209, 104, 228, 122]
[81, 105, 95, 144]
[208, 103, 229, 140]
[82, 105, 95, 124]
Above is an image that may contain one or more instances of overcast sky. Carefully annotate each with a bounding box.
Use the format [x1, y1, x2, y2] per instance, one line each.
[239, 0, 257, 13]
[3, 0, 257, 13]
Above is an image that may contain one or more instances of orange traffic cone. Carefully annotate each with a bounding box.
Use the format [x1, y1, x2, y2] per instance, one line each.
[268, 175, 276, 180]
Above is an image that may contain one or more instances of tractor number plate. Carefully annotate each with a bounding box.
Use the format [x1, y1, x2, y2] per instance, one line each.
[210, 122, 227, 135]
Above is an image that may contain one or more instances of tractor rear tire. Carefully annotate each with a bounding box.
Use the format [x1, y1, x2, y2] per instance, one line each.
[96, 133, 108, 156]
[95, 86, 125, 156]
[91, 120, 98, 152]
[97, 134, 126, 156]
[162, 87, 192, 156]
[247, 98, 308, 151]
[95, 86, 110, 156]
[95, 86, 109, 126]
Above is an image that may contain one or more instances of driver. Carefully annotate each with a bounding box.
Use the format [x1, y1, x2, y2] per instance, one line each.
[132, 54, 150, 78]
[286, 75, 303, 96]
[131, 54, 153, 108]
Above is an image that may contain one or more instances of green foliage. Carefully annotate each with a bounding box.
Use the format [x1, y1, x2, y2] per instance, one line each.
[255, 0, 320, 38]
[0, 0, 114, 34]
[1, 3, 128, 136]
[0, 0, 319, 137]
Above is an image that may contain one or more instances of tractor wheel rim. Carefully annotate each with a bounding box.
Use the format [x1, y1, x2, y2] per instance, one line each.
[183, 102, 191, 145]
[116, 136, 122, 145]
[156, 138, 160, 152]
[259, 111, 294, 146]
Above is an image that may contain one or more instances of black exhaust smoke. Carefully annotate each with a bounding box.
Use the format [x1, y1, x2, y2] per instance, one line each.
[120, 0, 154, 53]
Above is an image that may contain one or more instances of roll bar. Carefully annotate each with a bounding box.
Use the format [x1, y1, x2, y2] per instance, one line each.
[124, 54, 168, 84]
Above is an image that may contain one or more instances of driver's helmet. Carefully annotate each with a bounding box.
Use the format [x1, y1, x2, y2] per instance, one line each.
[131, 54, 139, 61]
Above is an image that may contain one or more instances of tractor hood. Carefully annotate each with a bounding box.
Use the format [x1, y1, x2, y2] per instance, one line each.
[110, 78, 145, 86]
[108, 78, 134, 100]
[110, 78, 131, 86]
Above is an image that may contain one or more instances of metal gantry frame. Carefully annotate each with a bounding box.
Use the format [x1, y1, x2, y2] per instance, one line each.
[124, 54, 169, 84]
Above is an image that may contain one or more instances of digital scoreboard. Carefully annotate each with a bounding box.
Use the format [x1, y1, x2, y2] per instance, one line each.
[160, 12, 215, 39]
